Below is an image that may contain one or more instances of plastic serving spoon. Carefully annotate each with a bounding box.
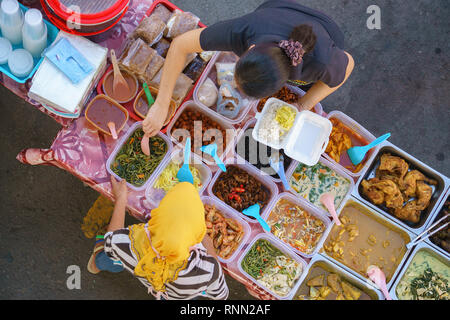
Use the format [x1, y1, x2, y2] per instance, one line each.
[107, 122, 118, 139]
[347, 133, 391, 166]
[367, 265, 392, 300]
[110, 49, 130, 96]
[200, 143, 226, 172]
[143, 82, 155, 107]
[320, 193, 341, 226]
[176, 137, 194, 184]
[269, 154, 290, 190]
[242, 204, 270, 232]
[140, 83, 156, 156]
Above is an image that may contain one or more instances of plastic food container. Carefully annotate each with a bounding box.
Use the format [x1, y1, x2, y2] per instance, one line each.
[286, 156, 355, 218]
[0, 2, 58, 84]
[102, 69, 138, 104]
[166, 100, 237, 167]
[320, 197, 415, 289]
[207, 157, 279, 224]
[234, 118, 298, 184]
[389, 241, 450, 300]
[324, 110, 378, 179]
[237, 233, 307, 300]
[133, 87, 177, 126]
[85, 94, 129, 137]
[193, 51, 255, 125]
[261, 192, 332, 259]
[201, 196, 251, 263]
[353, 141, 449, 236]
[253, 98, 332, 166]
[293, 254, 383, 300]
[145, 147, 212, 208]
[105, 121, 173, 192]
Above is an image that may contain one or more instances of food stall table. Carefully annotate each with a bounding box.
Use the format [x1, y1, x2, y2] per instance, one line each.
[12, 0, 276, 300]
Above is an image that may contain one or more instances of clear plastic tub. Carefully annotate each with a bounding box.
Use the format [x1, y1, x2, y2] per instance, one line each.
[234, 118, 297, 184]
[207, 157, 279, 224]
[166, 100, 237, 167]
[237, 233, 307, 300]
[200, 196, 251, 263]
[324, 110, 378, 179]
[145, 146, 212, 207]
[105, 121, 173, 192]
[193, 51, 255, 125]
[285, 156, 356, 218]
[261, 192, 332, 259]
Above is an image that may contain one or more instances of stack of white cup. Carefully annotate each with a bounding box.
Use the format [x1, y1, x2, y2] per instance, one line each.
[22, 8, 47, 58]
[0, 0, 24, 45]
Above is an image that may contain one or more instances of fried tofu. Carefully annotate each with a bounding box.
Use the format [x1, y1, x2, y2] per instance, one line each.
[307, 275, 325, 287]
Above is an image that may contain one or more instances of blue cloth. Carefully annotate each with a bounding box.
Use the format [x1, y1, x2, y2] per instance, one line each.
[95, 251, 124, 273]
[44, 38, 93, 84]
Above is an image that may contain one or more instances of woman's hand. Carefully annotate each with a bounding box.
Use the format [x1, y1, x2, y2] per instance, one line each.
[143, 100, 168, 137]
[110, 176, 128, 202]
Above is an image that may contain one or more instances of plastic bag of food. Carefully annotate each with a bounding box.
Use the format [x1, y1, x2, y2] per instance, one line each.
[164, 10, 200, 39]
[132, 15, 165, 46]
[152, 38, 171, 58]
[119, 38, 155, 77]
[172, 73, 193, 104]
[216, 62, 236, 87]
[216, 83, 242, 118]
[197, 78, 218, 107]
[200, 51, 215, 62]
[183, 56, 207, 82]
[150, 4, 172, 23]
[142, 54, 165, 83]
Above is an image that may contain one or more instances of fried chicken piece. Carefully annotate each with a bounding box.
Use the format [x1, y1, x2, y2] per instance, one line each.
[415, 180, 433, 210]
[401, 170, 437, 198]
[376, 154, 409, 185]
[393, 201, 421, 223]
[361, 178, 404, 209]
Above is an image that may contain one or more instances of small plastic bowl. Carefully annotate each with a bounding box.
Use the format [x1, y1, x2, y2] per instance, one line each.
[8, 49, 34, 78]
[85, 94, 129, 136]
[101, 69, 138, 104]
[0, 37, 12, 64]
[133, 86, 177, 126]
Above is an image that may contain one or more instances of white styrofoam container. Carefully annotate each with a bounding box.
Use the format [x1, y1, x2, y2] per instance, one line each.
[253, 97, 332, 166]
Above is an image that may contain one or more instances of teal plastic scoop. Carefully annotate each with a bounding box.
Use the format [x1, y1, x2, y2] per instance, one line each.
[269, 154, 290, 190]
[242, 204, 270, 232]
[200, 143, 226, 172]
[347, 133, 391, 165]
[176, 137, 194, 184]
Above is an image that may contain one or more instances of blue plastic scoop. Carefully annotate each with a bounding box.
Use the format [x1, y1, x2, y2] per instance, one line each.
[269, 154, 290, 190]
[176, 137, 194, 184]
[242, 204, 270, 232]
[200, 143, 226, 172]
[347, 133, 391, 166]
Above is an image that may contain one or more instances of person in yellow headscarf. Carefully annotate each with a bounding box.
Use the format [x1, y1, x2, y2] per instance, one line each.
[87, 176, 229, 300]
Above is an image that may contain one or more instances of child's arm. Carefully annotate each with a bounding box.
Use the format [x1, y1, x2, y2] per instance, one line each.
[107, 176, 128, 232]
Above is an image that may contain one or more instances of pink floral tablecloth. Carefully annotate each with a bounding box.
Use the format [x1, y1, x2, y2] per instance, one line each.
[12, 0, 280, 300]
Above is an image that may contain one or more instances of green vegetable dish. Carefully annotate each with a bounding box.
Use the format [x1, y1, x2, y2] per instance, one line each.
[290, 162, 351, 211]
[111, 128, 168, 187]
[241, 238, 303, 297]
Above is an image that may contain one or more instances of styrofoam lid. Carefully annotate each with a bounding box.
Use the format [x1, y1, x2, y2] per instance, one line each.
[284, 111, 332, 166]
[0, 37, 12, 64]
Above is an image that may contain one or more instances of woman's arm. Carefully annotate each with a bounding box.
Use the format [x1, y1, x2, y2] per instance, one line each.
[298, 51, 355, 110]
[143, 28, 205, 136]
[107, 176, 128, 232]
[201, 234, 219, 259]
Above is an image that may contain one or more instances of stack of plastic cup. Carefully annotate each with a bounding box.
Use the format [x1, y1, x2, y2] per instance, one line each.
[22, 8, 47, 58]
[8, 48, 33, 77]
[0, 0, 24, 46]
[0, 36, 12, 64]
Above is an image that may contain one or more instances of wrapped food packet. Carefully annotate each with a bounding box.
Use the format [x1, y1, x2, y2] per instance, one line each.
[152, 38, 171, 58]
[183, 56, 207, 82]
[216, 83, 242, 119]
[197, 78, 218, 107]
[164, 10, 200, 39]
[150, 4, 172, 23]
[200, 51, 215, 62]
[119, 38, 155, 77]
[142, 54, 165, 84]
[172, 73, 194, 104]
[216, 62, 236, 87]
[184, 52, 197, 69]
[132, 15, 166, 46]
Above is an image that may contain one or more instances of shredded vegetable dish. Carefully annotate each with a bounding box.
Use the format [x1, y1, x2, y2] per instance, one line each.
[111, 128, 167, 187]
[241, 239, 303, 297]
[267, 199, 326, 255]
[154, 161, 202, 192]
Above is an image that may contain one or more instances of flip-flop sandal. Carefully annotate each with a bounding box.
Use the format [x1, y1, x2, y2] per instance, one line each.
[87, 242, 105, 274]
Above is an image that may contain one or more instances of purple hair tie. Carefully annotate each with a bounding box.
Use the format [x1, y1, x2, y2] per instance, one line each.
[278, 39, 306, 67]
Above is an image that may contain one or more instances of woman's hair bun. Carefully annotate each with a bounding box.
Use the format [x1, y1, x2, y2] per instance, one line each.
[290, 24, 317, 53]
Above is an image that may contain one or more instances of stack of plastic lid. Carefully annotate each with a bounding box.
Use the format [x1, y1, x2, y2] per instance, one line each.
[41, 0, 130, 36]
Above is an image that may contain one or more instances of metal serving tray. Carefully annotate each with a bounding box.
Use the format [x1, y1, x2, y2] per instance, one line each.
[353, 141, 449, 236]
[293, 254, 384, 300]
[319, 196, 416, 290]
[389, 241, 450, 300]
